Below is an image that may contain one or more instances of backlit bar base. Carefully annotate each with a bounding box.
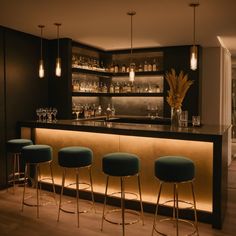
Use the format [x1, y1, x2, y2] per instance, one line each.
[19, 120, 229, 229]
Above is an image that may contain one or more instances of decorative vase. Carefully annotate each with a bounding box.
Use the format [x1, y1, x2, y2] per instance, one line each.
[171, 107, 181, 127]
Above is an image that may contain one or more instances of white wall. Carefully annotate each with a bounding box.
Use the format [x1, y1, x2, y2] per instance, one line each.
[201, 47, 222, 125]
[201, 46, 232, 164]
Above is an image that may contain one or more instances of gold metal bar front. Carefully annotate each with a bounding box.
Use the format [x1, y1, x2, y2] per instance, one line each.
[21, 127, 213, 213]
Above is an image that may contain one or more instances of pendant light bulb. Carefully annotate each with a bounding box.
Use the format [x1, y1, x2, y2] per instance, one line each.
[54, 23, 62, 77]
[127, 10, 136, 82]
[129, 64, 135, 82]
[189, 2, 199, 71]
[38, 25, 45, 78]
[39, 59, 44, 78]
[55, 57, 61, 77]
[190, 45, 198, 70]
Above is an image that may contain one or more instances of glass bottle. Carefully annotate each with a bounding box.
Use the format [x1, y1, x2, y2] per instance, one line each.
[109, 83, 114, 93]
[144, 61, 148, 72]
[138, 63, 143, 72]
[148, 60, 152, 71]
[121, 64, 126, 73]
[115, 82, 120, 93]
[114, 63, 119, 73]
[106, 104, 112, 120]
[111, 104, 116, 116]
[152, 59, 157, 71]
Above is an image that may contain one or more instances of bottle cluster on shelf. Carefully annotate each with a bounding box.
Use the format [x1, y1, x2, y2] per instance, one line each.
[72, 54, 162, 73]
[72, 103, 115, 119]
[72, 80, 161, 94]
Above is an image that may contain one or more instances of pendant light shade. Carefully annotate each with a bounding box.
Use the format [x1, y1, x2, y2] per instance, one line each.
[54, 23, 62, 77]
[38, 25, 45, 78]
[127, 11, 136, 82]
[189, 2, 199, 71]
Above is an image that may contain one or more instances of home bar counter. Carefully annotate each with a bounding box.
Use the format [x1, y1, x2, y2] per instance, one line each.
[18, 119, 230, 229]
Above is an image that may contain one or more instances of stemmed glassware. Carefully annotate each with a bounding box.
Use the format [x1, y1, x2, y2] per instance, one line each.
[72, 104, 83, 120]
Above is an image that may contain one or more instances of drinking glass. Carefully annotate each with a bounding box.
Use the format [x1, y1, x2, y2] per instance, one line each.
[179, 110, 188, 127]
[192, 115, 201, 127]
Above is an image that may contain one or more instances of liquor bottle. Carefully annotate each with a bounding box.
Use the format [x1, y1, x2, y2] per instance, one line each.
[144, 61, 148, 72]
[110, 63, 115, 73]
[121, 64, 126, 73]
[97, 105, 102, 116]
[152, 59, 157, 71]
[115, 82, 120, 93]
[148, 60, 152, 71]
[155, 84, 160, 93]
[102, 83, 108, 93]
[109, 83, 115, 93]
[111, 104, 116, 116]
[114, 64, 119, 73]
[106, 104, 112, 120]
[138, 63, 143, 72]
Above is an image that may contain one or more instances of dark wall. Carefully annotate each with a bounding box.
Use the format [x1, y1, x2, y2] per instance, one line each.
[0, 26, 49, 188]
[48, 38, 72, 119]
[163, 46, 200, 118]
[0, 27, 6, 188]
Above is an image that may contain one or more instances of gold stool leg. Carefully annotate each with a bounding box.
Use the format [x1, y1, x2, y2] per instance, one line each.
[36, 164, 39, 218]
[151, 181, 163, 236]
[120, 177, 125, 236]
[13, 154, 17, 190]
[101, 175, 109, 231]
[57, 168, 66, 222]
[191, 181, 199, 236]
[21, 163, 28, 212]
[89, 166, 96, 213]
[175, 183, 179, 236]
[137, 174, 144, 225]
[76, 168, 80, 227]
[49, 162, 56, 201]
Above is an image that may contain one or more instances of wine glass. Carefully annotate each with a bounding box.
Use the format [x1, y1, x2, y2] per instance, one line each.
[52, 108, 58, 121]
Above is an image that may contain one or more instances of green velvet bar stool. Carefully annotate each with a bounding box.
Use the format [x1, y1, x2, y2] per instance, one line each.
[21, 144, 56, 218]
[152, 156, 199, 236]
[101, 152, 144, 236]
[7, 139, 33, 190]
[57, 146, 95, 227]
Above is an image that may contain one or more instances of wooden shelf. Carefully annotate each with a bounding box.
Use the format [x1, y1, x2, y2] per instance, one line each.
[72, 68, 164, 77]
[72, 92, 164, 97]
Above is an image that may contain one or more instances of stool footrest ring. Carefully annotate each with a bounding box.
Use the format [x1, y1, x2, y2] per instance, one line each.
[104, 208, 141, 226]
[153, 217, 198, 236]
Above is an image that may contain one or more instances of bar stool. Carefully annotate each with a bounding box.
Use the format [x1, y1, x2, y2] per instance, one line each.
[152, 156, 199, 236]
[101, 152, 144, 236]
[21, 144, 56, 218]
[57, 146, 95, 227]
[7, 139, 33, 189]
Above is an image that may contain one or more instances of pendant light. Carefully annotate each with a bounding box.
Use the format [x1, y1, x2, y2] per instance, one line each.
[127, 11, 136, 82]
[38, 25, 45, 78]
[54, 23, 62, 77]
[189, 2, 199, 71]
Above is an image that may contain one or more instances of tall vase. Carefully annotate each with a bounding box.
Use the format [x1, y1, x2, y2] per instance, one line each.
[171, 107, 181, 127]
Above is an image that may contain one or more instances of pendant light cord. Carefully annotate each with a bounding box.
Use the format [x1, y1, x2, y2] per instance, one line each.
[54, 23, 61, 58]
[190, 3, 199, 46]
[38, 25, 44, 60]
[127, 11, 136, 65]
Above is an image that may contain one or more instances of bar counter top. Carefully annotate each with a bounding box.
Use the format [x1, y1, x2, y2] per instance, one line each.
[18, 118, 230, 141]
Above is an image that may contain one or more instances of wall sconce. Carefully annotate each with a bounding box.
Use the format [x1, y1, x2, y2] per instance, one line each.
[127, 11, 136, 82]
[189, 2, 199, 71]
[54, 23, 62, 77]
[38, 25, 45, 78]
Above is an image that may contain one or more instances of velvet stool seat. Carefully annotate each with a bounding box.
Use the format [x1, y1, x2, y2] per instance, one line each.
[57, 146, 95, 227]
[7, 139, 33, 189]
[101, 152, 144, 236]
[21, 144, 56, 218]
[152, 156, 199, 236]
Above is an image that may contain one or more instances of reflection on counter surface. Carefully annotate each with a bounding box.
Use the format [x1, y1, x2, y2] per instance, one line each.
[19, 119, 230, 229]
